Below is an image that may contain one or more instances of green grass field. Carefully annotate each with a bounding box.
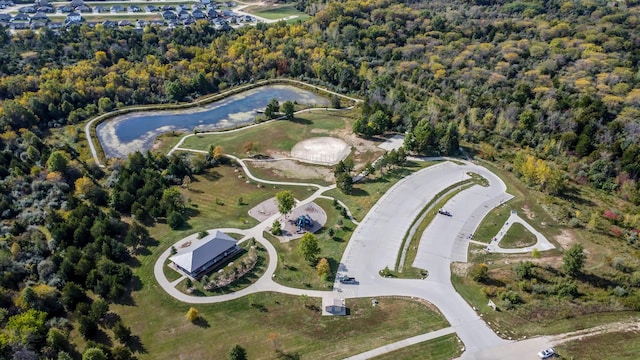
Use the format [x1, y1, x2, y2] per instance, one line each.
[266, 198, 355, 290]
[557, 330, 640, 359]
[180, 111, 356, 156]
[499, 223, 537, 248]
[372, 333, 462, 360]
[244, 4, 309, 21]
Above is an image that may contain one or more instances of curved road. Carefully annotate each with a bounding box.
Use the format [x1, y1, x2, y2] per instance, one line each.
[152, 155, 557, 358]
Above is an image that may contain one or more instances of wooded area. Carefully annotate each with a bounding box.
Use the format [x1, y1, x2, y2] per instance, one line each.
[1, 0, 640, 358]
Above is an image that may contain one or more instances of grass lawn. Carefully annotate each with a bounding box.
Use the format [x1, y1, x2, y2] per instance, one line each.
[113, 286, 450, 360]
[372, 333, 462, 360]
[244, 4, 309, 20]
[163, 261, 182, 282]
[556, 330, 640, 359]
[499, 223, 537, 248]
[327, 160, 440, 221]
[180, 110, 356, 156]
[163, 164, 316, 237]
[266, 198, 355, 290]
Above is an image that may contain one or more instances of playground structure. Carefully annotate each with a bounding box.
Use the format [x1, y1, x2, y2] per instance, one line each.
[295, 214, 313, 233]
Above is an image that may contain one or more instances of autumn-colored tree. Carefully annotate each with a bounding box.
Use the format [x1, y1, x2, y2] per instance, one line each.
[185, 307, 199, 322]
[213, 146, 224, 161]
[75, 176, 96, 198]
[316, 258, 330, 279]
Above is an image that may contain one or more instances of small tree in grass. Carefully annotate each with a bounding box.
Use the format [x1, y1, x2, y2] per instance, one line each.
[531, 248, 541, 258]
[186, 307, 199, 322]
[185, 278, 193, 289]
[563, 243, 586, 277]
[297, 232, 320, 264]
[316, 258, 330, 280]
[227, 344, 247, 360]
[282, 100, 295, 121]
[271, 220, 282, 236]
[113, 321, 131, 343]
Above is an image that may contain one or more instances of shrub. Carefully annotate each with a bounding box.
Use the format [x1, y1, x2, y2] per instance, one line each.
[613, 286, 628, 297]
[470, 263, 489, 282]
[554, 279, 578, 298]
[185, 307, 199, 322]
[514, 261, 535, 280]
[197, 230, 208, 239]
[167, 211, 186, 230]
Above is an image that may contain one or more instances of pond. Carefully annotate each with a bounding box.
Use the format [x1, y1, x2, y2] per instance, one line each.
[96, 84, 330, 158]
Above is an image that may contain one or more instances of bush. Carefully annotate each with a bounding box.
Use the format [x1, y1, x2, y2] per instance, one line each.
[167, 211, 186, 230]
[613, 286, 628, 297]
[197, 230, 208, 239]
[514, 261, 535, 280]
[554, 279, 578, 298]
[185, 307, 199, 323]
[470, 263, 489, 282]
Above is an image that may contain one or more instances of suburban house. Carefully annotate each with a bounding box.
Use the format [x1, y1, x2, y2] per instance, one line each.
[31, 12, 49, 22]
[94, 6, 108, 13]
[76, 5, 92, 13]
[162, 11, 177, 20]
[170, 230, 241, 278]
[101, 20, 116, 28]
[66, 12, 82, 23]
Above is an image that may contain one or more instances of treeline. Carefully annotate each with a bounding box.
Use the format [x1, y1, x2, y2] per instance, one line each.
[0, 124, 216, 358]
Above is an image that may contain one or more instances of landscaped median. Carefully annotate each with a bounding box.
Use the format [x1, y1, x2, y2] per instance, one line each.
[387, 172, 488, 279]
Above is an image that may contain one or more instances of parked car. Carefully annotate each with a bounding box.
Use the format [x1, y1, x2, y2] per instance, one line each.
[537, 347, 555, 359]
[339, 276, 357, 284]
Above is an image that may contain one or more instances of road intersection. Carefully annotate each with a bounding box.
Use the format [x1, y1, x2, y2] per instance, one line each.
[152, 155, 558, 359]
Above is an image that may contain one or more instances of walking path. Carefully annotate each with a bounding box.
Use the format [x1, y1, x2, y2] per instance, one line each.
[85, 78, 362, 167]
[485, 212, 555, 254]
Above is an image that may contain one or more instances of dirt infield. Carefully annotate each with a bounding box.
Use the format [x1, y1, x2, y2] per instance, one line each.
[290, 137, 351, 166]
[248, 198, 327, 242]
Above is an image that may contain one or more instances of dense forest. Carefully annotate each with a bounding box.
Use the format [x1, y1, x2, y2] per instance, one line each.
[1, 0, 640, 358]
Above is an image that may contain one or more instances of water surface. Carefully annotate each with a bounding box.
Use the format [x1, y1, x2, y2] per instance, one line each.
[97, 85, 329, 158]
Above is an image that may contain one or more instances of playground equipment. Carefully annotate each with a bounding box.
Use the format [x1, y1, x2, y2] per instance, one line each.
[296, 214, 313, 233]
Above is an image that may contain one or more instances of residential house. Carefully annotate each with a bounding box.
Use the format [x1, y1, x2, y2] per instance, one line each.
[65, 12, 81, 23]
[37, 6, 54, 13]
[161, 5, 175, 11]
[76, 5, 92, 13]
[12, 13, 31, 23]
[0, 13, 11, 23]
[31, 20, 46, 29]
[11, 21, 29, 29]
[31, 12, 49, 22]
[177, 9, 190, 20]
[177, 4, 190, 11]
[183, 16, 195, 25]
[162, 11, 177, 20]
[69, 0, 84, 8]
[18, 6, 37, 14]
[47, 21, 63, 29]
[34, 0, 48, 6]
[118, 19, 132, 27]
[206, 9, 219, 18]
[94, 6, 109, 13]
[136, 19, 148, 28]
[101, 20, 116, 28]
[200, 0, 211, 5]
[128, 5, 142, 13]
[192, 9, 205, 20]
[144, 5, 158, 13]
[58, 6, 73, 13]
[65, 19, 81, 27]
[110, 5, 125, 14]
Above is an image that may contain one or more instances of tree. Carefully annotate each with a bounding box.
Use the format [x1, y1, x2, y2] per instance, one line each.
[113, 321, 131, 344]
[514, 261, 535, 280]
[470, 263, 489, 282]
[227, 344, 247, 360]
[82, 348, 107, 360]
[6, 309, 47, 348]
[75, 177, 97, 199]
[271, 220, 282, 236]
[336, 172, 353, 194]
[297, 232, 320, 264]
[363, 161, 375, 178]
[161, 187, 185, 214]
[282, 100, 295, 120]
[563, 243, 586, 277]
[47, 151, 69, 173]
[275, 190, 295, 217]
[185, 307, 199, 322]
[264, 98, 280, 119]
[316, 258, 330, 280]
[213, 146, 225, 161]
[167, 211, 186, 230]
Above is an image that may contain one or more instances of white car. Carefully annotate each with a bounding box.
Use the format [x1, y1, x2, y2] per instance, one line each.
[537, 347, 555, 359]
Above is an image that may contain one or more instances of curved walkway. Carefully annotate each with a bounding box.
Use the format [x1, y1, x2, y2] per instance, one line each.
[85, 78, 362, 167]
[153, 156, 533, 359]
[485, 212, 555, 254]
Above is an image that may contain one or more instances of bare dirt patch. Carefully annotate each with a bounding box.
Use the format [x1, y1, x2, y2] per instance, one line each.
[247, 159, 334, 182]
[452, 262, 473, 276]
[555, 229, 577, 250]
[521, 205, 535, 219]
